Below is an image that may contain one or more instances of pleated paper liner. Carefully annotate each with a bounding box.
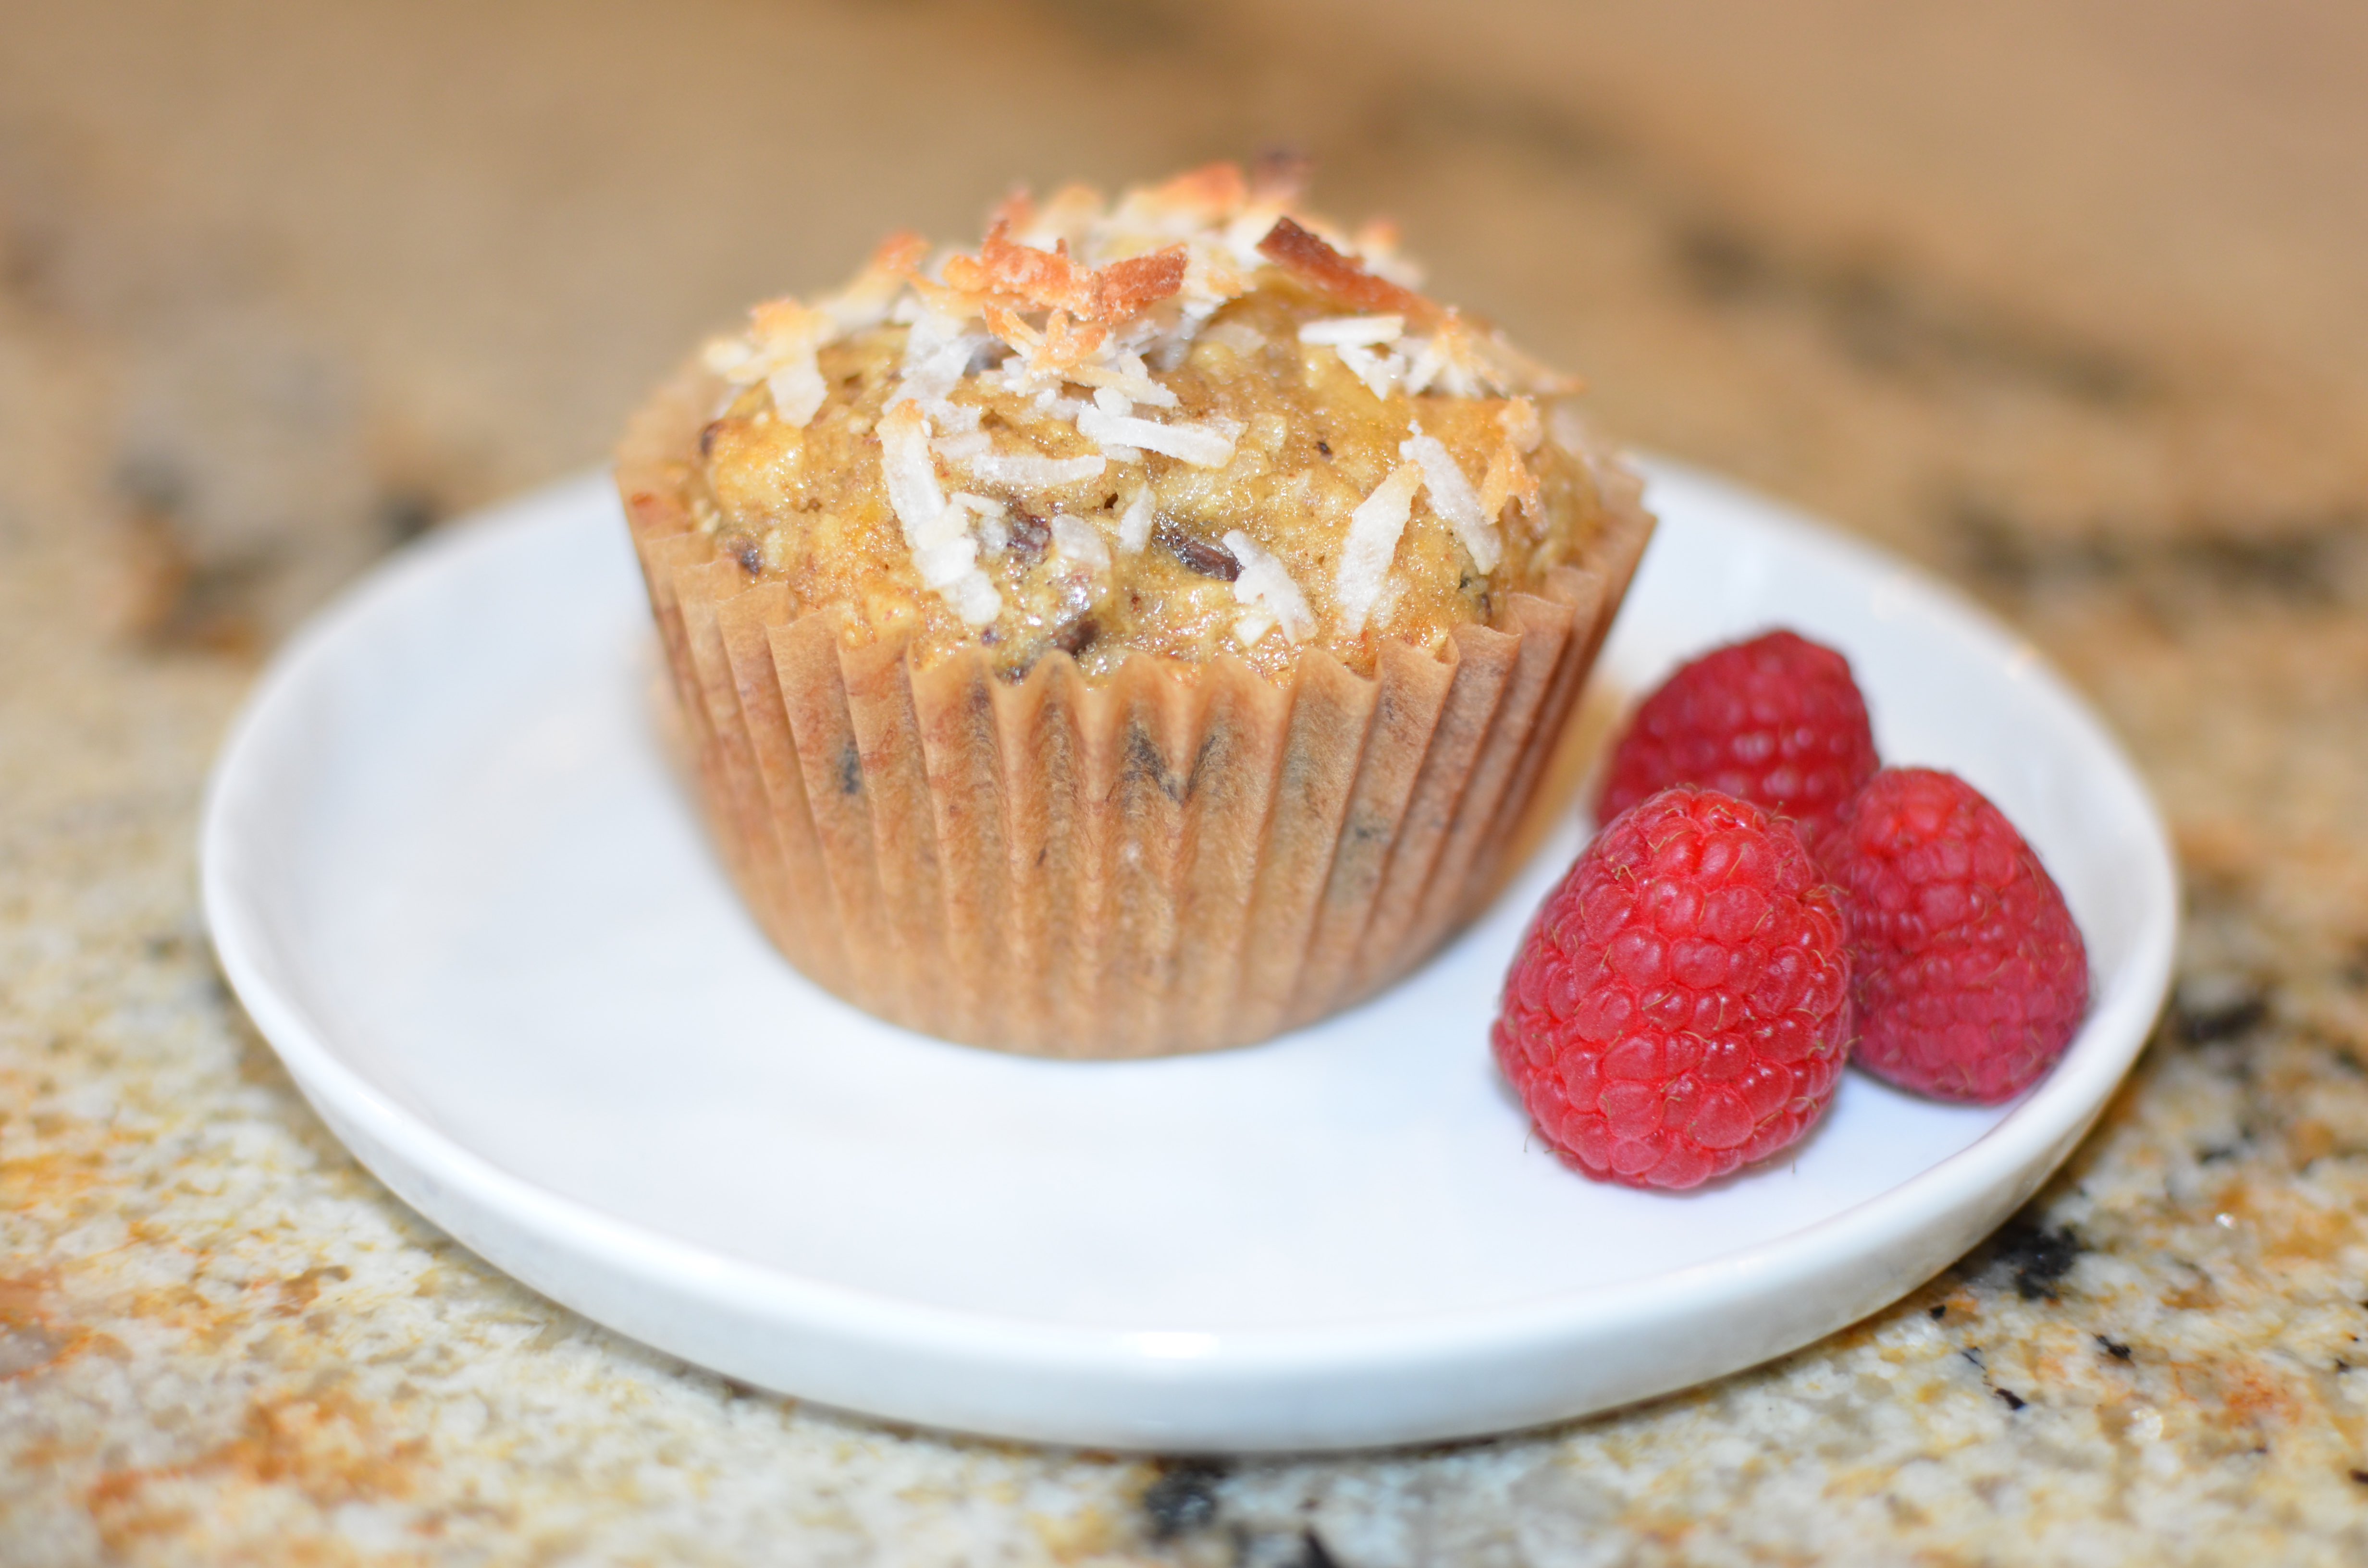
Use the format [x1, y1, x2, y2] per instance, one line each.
[617, 367, 1653, 1058]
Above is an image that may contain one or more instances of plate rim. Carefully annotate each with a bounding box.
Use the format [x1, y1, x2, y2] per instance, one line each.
[201, 459, 2178, 1448]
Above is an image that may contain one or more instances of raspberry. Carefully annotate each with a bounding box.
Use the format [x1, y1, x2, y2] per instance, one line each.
[1599, 630, 1878, 848]
[1493, 787, 1854, 1190]
[1820, 768, 2088, 1103]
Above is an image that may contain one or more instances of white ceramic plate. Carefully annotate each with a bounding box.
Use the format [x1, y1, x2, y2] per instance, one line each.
[202, 461, 2174, 1453]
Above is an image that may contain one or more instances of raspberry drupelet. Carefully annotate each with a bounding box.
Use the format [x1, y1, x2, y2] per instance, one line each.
[1598, 630, 1878, 848]
[1493, 786, 1854, 1190]
[1819, 767, 2089, 1103]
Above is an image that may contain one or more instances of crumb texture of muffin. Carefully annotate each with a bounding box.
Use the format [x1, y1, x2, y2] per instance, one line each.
[618, 162, 1653, 1057]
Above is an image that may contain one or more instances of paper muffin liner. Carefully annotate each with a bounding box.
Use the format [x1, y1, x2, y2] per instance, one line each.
[616, 367, 1653, 1058]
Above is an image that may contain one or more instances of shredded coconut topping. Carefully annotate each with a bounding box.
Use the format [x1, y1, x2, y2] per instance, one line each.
[1298, 315, 1405, 347]
[696, 163, 1590, 658]
[879, 403, 1002, 623]
[1335, 463, 1424, 635]
[1499, 397, 1543, 453]
[878, 403, 945, 541]
[1333, 340, 1406, 402]
[1115, 486, 1156, 553]
[1402, 424, 1501, 573]
[948, 448, 1108, 491]
[1049, 514, 1112, 576]
[1478, 439, 1542, 530]
[702, 299, 833, 427]
[931, 430, 993, 462]
[1069, 352, 1180, 408]
[1223, 530, 1315, 646]
[695, 158, 1576, 450]
[1078, 408, 1240, 468]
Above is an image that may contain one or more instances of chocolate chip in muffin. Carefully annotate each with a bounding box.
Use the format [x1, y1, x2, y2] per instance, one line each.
[1005, 508, 1051, 563]
[1158, 520, 1240, 581]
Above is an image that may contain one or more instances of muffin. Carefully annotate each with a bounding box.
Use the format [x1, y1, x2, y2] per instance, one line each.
[616, 162, 1653, 1058]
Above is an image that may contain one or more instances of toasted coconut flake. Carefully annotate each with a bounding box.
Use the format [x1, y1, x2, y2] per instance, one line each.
[1403, 329, 1484, 397]
[949, 219, 1092, 315]
[1068, 355, 1180, 408]
[945, 216, 1187, 330]
[950, 571, 1004, 627]
[915, 533, 978, 586]
[823, 232, 925, 335]
[1335, 462, 1423, 634]
[1256, 217, 1435, 323]
[889, 255, 989, 328]
[951, 449, 1108, 491]
[702, 334, 761, 381]
[1400, 333, 1445, 397]
[1478, 438, 1543, 527]
[703, 296, 838, 426]
[1181, 236, 1254, 306]
[1030, 184, 1104, 249]
[1410, 316, 1580, 399]
[881, 408, 1003, 624]
[1223, 529, 1314, 644]
[906, 400, 976, 436]
[766, 361, 828, 427]
[1216, 208, 1281, 270]
[1498, 397, 1544, 453]
[1077, 408, 1238, 468]
[912, 500, 970, 553]
[1402, 424, 1501, 573]
[877, 402, 947, 548]
[1115, 486, 1156, 553]
[894, 308, 996, 406]
[1049, 514, 1112, 576]
[987, 306, 1110, 392]
[1333, 341, 1406, 402]
[750, 296, 825, 352]
[1298, 314, 1404, 347]
[1089, 245, 1188, 322]
[932, 430, 993, 462]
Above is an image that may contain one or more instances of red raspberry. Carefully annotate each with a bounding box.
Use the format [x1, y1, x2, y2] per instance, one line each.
[1820, 768, 2088, 1103]
[1599, 630, 1879, 848]
[1493, 787, 1854, 1190]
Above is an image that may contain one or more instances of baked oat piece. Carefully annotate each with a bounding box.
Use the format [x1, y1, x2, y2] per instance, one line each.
[619, 163, 1653, 1057]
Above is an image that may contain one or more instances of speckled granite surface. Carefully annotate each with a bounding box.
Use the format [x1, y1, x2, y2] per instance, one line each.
[6, 2, 2368, 1562]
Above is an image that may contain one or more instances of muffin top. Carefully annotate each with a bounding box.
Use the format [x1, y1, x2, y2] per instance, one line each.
[681, 162, 1621, 681]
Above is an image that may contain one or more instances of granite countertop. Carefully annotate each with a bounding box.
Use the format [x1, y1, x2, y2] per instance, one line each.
[7, 2, 2368, 1562]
